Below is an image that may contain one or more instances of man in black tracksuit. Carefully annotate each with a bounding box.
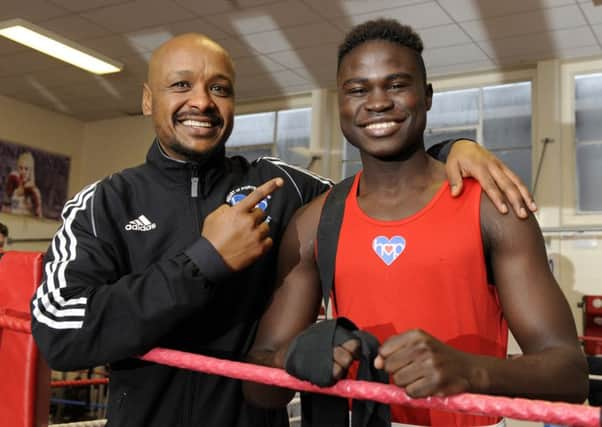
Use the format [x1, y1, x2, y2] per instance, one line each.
[30, 33, 534, 426]
[33, 137, 329, 426]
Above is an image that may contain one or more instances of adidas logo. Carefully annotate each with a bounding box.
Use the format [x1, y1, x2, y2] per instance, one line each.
[125, 215, 157, 232]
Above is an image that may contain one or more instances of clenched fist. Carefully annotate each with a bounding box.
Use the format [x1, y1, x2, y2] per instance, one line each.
[374, 329, 478, 398]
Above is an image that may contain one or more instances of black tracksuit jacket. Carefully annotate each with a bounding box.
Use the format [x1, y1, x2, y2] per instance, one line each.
[31, 140, 331, 427]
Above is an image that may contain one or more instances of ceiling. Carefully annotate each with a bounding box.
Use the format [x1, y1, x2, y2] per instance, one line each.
[0, 0, 601, 121]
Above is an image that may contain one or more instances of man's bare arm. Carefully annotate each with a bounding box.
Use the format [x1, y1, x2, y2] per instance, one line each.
[242, 195, 325, 408]
[476, 195, 588, 401]
[375, 195, 588, 401]
[431, 139, 537, 218]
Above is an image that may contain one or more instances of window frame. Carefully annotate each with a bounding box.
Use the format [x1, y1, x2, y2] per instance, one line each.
[561, 59, 602, 222]
[227, 94, 313, 163]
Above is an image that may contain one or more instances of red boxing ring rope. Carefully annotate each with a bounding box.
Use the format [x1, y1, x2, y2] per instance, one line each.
[581, 336, 602, 343]
[1, 313, 600, 427]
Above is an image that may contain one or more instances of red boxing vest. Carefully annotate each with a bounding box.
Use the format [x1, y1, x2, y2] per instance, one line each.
[332, 174, 508, 426]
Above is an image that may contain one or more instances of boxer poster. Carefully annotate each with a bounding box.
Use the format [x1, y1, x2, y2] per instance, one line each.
[0, 139, 70, 221]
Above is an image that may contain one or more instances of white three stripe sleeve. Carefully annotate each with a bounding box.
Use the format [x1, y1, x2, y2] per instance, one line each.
[32, 181, 99, 330]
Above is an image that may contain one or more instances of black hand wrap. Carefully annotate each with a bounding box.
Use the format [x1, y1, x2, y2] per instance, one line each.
[284, 317, 391, 427]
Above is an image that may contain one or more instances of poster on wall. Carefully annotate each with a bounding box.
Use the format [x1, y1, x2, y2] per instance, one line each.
[0, 139, 70, 221]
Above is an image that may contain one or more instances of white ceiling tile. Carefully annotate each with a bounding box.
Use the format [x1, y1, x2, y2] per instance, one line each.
[270, 69, 310, 86]
[48, 0, 128, 13]
[478, 27, 598, 59]
[215, 37, 256, 59]
[234, 74, 277, 93]
[423, 43, 488, 68]
[163, 18, 231, 41]
[0, 51, 64, 77]
[39, 15, 113, 40]
[173, 0, 235, 16]
[235, 69, 308, 92]
[210, 1, 323, 35]
[83, 35, 147, 58]
[460, 5, 588, 42]
[242, 23, 343, 54]
[420, 24, 472, 48]
[332, 2, 452, 31]
[301, 0, 430, 18]
[283, 82, 316, 94]
[91, 74, 145, 97]
[6, 77, 73, 112]
[236, 81, 314, 100]
[120, 20, 231, 54]
[0, 75, 37, 96]
[174, 0, 281, 17]
[65, 87, 143, 111]
[267, 44, 338, 70]
[122, 29, 183, 54]
[116, 54, 151, 75]
[0, 38, 27, 56]
[578, 1, 602, 25]
[25, 65, 97, 88]
[43, 81, 116, 101]
[232, 55, 286, 77]
[225, 0, 285, 6]
[0, 0, 70, 21]
[496, 44, 602, 67]
[290, 67, 337, 87]
[439, 0, 575, 22]
[428, 60, 495, 78]
[553, 44, 602, 59]
[81, 0, 193, 33]
[594, 23, 602, 40]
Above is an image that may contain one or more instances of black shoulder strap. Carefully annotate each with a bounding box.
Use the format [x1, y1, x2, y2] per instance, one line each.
[316, 175, 356, 312]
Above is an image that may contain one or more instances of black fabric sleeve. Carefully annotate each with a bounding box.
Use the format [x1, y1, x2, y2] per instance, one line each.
[30, 181, 224, 371]
[427, 138, 477, 163]
[184, 237, 232, 283]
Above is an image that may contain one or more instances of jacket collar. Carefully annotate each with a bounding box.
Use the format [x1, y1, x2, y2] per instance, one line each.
[146, 138, 230, 197]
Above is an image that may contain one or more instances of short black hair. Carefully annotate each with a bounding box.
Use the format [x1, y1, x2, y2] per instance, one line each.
[0, 222, 7, 237]
[337, 18, 427, 83]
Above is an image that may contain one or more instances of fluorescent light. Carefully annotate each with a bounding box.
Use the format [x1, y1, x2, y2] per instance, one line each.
[0, 19, 123, 75]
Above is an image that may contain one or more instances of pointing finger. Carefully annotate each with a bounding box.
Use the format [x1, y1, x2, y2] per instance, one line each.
[235, 178, 284, 211]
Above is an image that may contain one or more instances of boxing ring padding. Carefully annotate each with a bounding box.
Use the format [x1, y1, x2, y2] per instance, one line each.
[0, 251, 50, 427]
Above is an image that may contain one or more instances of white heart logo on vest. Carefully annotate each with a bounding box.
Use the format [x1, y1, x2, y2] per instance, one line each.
[372, 236, 406, 266]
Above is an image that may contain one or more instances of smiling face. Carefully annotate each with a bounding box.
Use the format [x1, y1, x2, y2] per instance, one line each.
[337, 40, 432, 160]
[142, 34, 235, 161]
[17, 153, 34, 182]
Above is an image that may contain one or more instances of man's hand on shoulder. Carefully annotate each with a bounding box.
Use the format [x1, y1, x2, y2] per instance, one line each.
[445, 140, 537, 219]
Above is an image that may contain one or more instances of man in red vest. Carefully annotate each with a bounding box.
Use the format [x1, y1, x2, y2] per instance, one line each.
[244, 19, 588, 427]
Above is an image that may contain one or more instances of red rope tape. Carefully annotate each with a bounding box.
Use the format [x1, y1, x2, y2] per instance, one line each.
[1, 312, 599, 426]
[0, 313, 31, 333]
[140, 347, 601, 427]
[581, 336, 602, 343]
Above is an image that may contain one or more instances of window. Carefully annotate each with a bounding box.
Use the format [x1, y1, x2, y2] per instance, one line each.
[342, 82, 533, 183]
[427, 82, 532, 188]
[574, 73, 602, 212]
[226, 108, 312, 166]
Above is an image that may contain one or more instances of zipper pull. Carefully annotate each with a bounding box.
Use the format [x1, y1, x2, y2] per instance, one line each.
[191, 166, 199, 198]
